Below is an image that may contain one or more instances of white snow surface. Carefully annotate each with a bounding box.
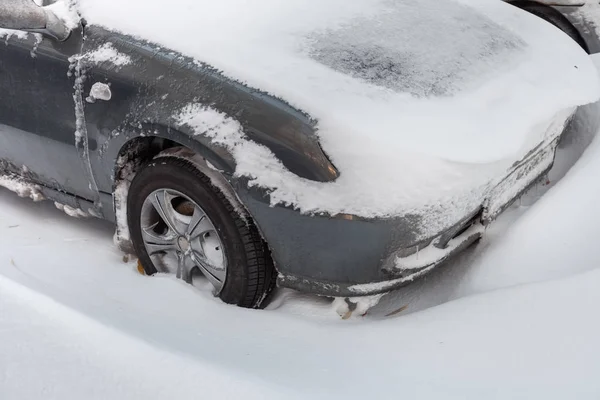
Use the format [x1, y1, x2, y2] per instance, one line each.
[0, 173, 44, 202]
[2, 94, 600, 398]
[78, 43, 132, 66]
[54, 202, 89, 218]
[73, 0, 600, 219]
[395, 223, 485, 271]
[0, 29, 28, 41]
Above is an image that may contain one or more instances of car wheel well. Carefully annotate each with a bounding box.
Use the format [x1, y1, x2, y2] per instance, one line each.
[508, 1, 589, 53]
[112, 136, 235, 254]
[113, 136, 183, 181]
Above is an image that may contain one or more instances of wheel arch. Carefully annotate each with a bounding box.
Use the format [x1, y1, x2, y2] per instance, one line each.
[109, 127, 243, 254]
[110, 125, 237, 181]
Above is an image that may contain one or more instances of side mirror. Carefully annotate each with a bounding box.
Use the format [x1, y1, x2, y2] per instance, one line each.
[0, 0, 69, 41]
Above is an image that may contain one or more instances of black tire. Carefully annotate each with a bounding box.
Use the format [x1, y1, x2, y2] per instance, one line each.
[510, 1, 589, 53]
[127, 156, 276, 308]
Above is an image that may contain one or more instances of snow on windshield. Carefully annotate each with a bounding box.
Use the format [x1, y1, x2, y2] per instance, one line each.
[308, 0, 525, 97]
[67, 0, 599, 226]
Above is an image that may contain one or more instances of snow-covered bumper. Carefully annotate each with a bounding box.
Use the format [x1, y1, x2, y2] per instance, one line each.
[235, 114, 571, 297]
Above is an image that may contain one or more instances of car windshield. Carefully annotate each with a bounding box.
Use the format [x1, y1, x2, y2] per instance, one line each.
[308, 0, 525, 97]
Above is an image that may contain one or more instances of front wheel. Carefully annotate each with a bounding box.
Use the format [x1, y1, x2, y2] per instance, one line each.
[127, 156, 276, 308]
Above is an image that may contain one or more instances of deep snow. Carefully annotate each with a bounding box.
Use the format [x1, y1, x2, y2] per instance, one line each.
[2, 82, 600, 400]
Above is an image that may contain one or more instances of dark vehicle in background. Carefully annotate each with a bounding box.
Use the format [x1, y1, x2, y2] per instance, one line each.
[507, 0, 600, 53]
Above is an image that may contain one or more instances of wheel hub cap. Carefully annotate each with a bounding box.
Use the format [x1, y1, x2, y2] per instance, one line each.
[177, 236, 191, 253]
[139, 188, 228, 295]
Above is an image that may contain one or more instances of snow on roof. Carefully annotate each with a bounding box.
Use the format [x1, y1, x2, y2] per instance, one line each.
[70, 0, 599, 222]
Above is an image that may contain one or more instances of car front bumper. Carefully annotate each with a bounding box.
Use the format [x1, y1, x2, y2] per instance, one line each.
[236, 110, 574, 298]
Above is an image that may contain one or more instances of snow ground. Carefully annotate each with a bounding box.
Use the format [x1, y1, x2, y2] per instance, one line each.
[2, 46, 600, 400]
[1, 98, 600, 399]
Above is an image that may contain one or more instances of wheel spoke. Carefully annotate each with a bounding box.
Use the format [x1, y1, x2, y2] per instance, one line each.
[149, 250, 179, 274]
[187, 206, 213, 239]
[142, 224, 177, 255]
[145, 240, 178, 256]
[140, 188, 229, 293]
[150, 190, 183, 235]
[190, 250, 225, 290]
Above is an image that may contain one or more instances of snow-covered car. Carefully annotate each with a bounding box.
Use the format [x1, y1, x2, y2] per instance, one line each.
[507, 0, 600, 53]
[0, 0, 598, 308]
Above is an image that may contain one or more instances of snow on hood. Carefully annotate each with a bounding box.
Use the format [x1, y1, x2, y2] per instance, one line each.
[72, 0, 600, 220]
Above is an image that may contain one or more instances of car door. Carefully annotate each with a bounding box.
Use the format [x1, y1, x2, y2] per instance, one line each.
[0, 22, 96, 200]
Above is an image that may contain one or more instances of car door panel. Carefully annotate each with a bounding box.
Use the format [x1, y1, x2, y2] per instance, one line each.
[0, 28, 95, 199]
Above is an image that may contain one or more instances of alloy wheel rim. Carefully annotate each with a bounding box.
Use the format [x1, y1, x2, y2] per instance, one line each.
[140, 188, 227, 294]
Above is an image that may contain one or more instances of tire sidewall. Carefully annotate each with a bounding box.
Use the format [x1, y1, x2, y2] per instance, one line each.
[127, 157, 251, 306]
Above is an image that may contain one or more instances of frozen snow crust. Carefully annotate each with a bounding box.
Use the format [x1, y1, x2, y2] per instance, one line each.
[74, 0, 599, 221]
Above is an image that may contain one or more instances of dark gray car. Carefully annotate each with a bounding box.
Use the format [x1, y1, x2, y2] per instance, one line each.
[0, 0, 595, 308]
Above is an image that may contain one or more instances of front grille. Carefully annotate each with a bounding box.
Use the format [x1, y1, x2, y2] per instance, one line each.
[435, 207, 482, 249]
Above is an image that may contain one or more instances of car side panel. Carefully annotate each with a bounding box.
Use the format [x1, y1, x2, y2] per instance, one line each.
[77, 27, 339, 201]
[0, 29, 94, 199]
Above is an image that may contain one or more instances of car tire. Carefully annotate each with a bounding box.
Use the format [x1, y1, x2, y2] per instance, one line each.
[127, 156, 276, 308]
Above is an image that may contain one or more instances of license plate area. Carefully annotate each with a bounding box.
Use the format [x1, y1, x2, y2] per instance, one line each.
[483, 139, 557, 222]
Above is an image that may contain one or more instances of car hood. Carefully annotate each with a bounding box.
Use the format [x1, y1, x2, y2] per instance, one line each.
[76, 0, 599, 220]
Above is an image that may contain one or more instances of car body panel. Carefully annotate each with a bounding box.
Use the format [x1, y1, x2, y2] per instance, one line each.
[0, 28, 97, 198]
[79, 27, 338, 200]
